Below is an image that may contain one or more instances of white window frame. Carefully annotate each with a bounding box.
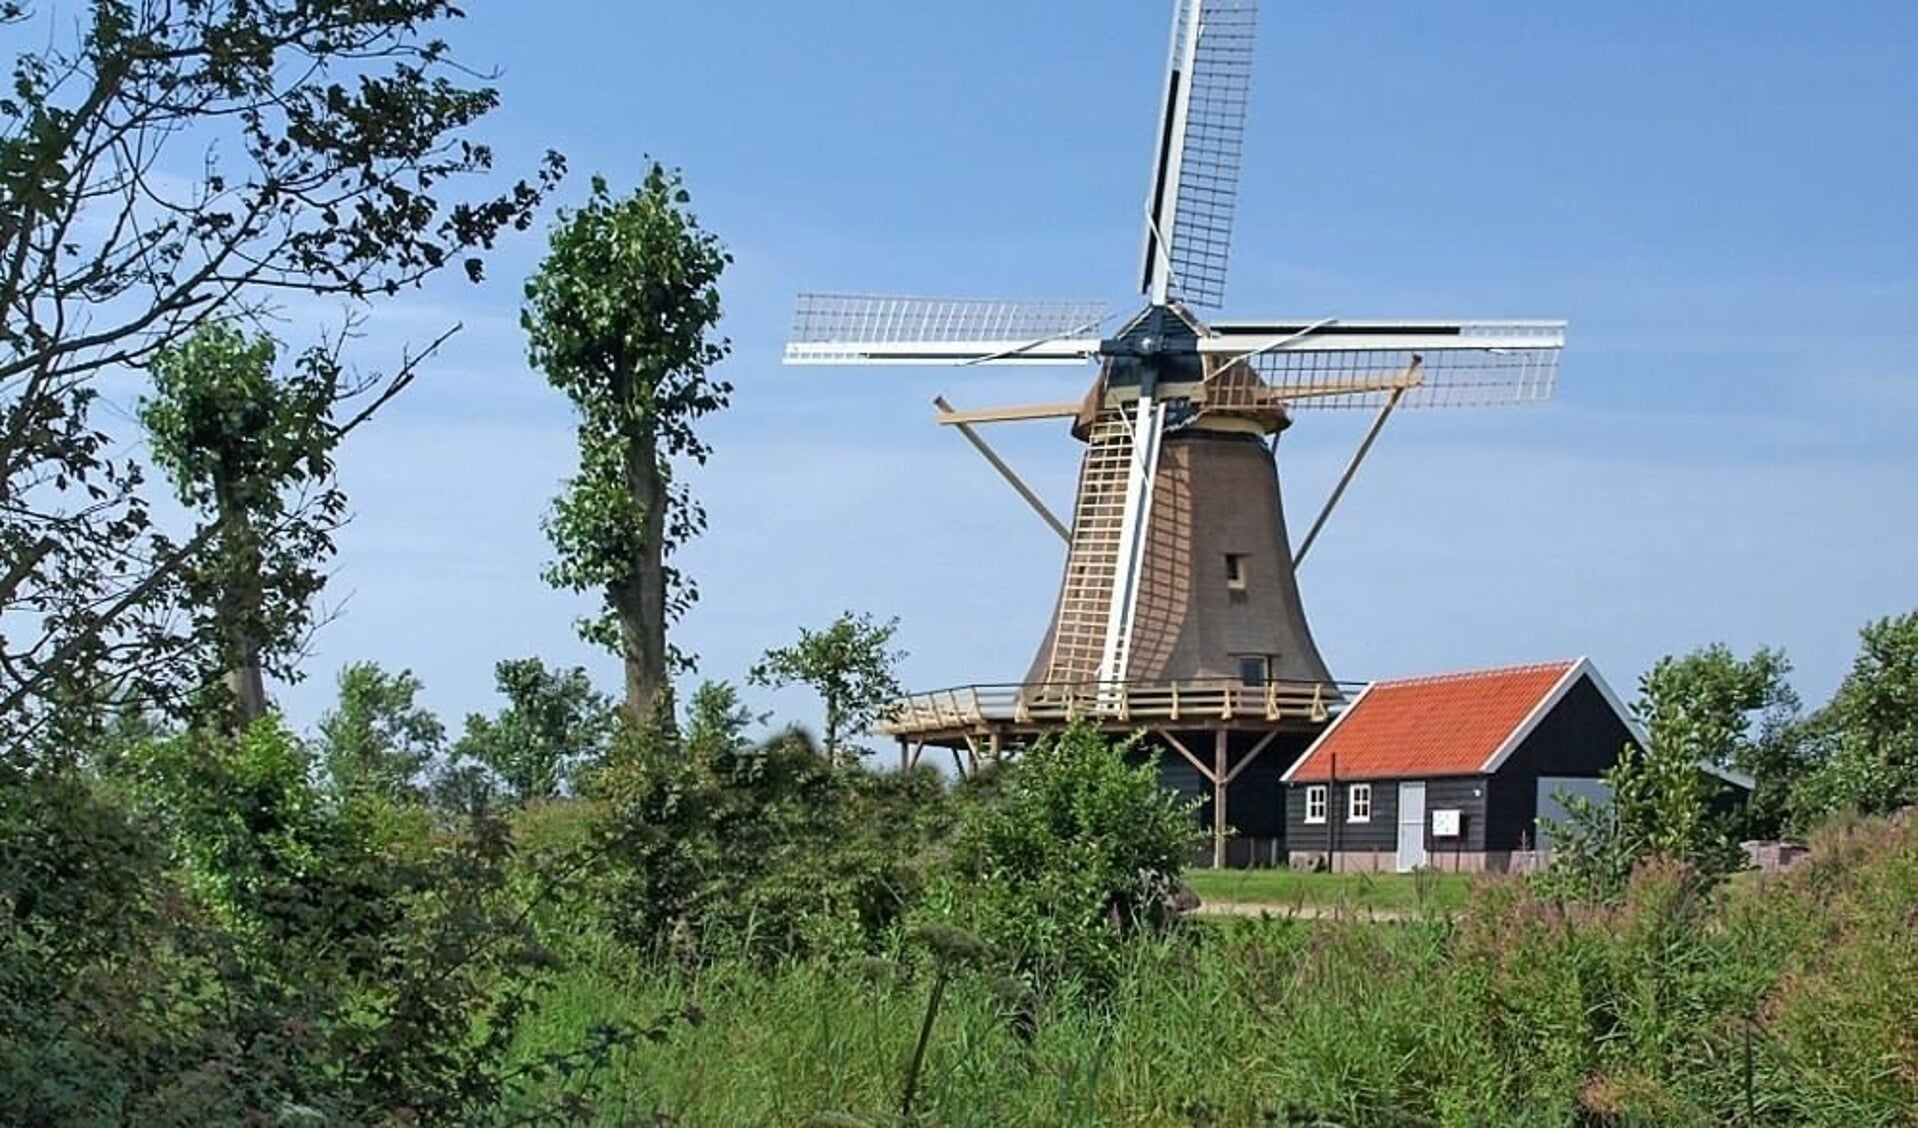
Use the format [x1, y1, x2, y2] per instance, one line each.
[1304, 785, 1327, 824]
[1225, 553, 1247, 590]
[1347, 783, 1373, 823]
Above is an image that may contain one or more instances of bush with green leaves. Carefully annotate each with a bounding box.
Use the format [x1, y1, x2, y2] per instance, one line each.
[587, 694, 956, 964]
[925, 723, 1203, 995]
[1, 720, 611, 1125]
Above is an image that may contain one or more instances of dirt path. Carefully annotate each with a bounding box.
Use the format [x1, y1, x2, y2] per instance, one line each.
[1189, 900, 1416, 922]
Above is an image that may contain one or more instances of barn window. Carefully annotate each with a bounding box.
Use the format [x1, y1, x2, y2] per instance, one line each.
[1224, 553, 1247, 589]
[1304, 785, 1327, 824]
[1347, 783, 1372, 823]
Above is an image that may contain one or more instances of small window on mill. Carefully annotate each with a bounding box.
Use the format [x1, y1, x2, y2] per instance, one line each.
[1238, 655, 1269, 686]
[1224, 553, 1247, 589]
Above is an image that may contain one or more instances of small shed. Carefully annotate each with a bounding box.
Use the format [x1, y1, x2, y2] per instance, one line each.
[1279, 658, 1646, 873]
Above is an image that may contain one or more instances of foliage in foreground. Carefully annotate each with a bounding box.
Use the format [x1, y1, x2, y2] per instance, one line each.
[584, 709, 956, 966]
[923, 725, 1204, 997]
[510, 812, 1918, 1127]
[0, 723, 579, 1126]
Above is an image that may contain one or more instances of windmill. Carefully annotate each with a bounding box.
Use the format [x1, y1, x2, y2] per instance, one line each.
[782, 0, 1565, 853]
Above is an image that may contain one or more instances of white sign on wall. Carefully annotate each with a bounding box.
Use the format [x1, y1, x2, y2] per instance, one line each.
[1432, 809, 1462, 838]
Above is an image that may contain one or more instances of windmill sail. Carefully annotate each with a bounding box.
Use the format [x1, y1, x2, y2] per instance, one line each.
[784, 293, 1107, 366]
[1140, 0, 1258, 309]
[1201, 320, 1567, 409]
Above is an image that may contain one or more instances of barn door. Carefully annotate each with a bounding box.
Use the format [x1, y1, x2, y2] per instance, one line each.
[1396, 782, 1428, 872]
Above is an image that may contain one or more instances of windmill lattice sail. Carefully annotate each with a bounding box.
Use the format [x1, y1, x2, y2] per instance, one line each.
[1202, 320, 1567, 410]
[784, 293, 1107, 366]
[1142, 0, 1258, 309]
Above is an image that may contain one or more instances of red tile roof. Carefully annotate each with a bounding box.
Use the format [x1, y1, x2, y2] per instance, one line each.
[1283, 660, 1582, 782]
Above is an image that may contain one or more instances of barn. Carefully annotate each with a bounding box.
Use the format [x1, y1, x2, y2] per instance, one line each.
[1278, 658, 1664, 873]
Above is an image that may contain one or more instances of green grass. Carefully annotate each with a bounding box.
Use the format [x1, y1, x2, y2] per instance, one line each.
[1184, 867, 1479, 912]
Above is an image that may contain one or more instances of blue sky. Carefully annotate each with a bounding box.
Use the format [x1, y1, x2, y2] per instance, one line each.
[199, 1, 1916, 737]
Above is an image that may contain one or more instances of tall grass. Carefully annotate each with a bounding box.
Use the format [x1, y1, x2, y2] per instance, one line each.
[507, 814, 1918, 1127]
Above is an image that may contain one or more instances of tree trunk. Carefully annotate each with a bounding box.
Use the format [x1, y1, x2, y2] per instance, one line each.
[615, 428, 673, 734]
[215, 478, 268, 731]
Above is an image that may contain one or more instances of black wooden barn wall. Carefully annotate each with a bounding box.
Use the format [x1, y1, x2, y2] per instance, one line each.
[1481, 675, 1637, 851]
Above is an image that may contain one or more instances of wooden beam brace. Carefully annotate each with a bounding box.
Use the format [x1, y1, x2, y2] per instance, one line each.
[933, 400, 1082, 426]
[1156, 730, 1217, 784]
[1294, 383, 1408, 568]
[934, 396, 1070, 542]
[1261, 365, 1424, 401]
[1223, 729, 1283, 786]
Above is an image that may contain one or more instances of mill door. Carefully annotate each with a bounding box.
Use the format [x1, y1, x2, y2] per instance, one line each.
[1396, 782, 1427, 872]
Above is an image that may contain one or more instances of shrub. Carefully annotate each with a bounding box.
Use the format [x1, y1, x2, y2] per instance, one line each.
[2, 722, 594, 1125]
[927, 722, 1203, 995]
[588, 722, 955, 964]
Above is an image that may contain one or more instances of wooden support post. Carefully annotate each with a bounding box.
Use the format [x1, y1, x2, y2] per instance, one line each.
[1212, 729, 1230, 870]
[988, 731, 1003, 762]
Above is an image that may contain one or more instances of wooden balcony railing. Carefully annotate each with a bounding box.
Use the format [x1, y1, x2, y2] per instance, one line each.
[880, 678, 1358, 738]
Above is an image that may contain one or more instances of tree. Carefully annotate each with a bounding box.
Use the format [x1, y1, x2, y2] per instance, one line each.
[522, 167, 732, 730]
[138, 323, 344, 727]
[1539, 663, 1750, 900]
[1792, 610, 1918, 826]
[0, 0, 563, 749]
[316, 661, 445, 802]
[683, 678, 764, 762]
[450, 658, 616, 804]
[749, 610, 906, 762]
[1637, 644, 1804, 837]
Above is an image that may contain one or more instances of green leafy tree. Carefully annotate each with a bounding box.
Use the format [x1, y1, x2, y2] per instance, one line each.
[0, 0, 563, 750]
[1792, 610, 1918, 826]
[139, 323, 345, 727]
[1540, 664, 1749, 900]
[451, 658, 617, 803]
[316, 661, 446, 801]
[931, 723, 1203, 994]
[683, 678, 765, 762]
[1637, 643, 1804, 837]
[749, 610, 907, 762]
[522, 167, 732, 730]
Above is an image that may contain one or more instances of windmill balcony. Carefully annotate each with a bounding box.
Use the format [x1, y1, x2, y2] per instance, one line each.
[880, 677, 1358, 744]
